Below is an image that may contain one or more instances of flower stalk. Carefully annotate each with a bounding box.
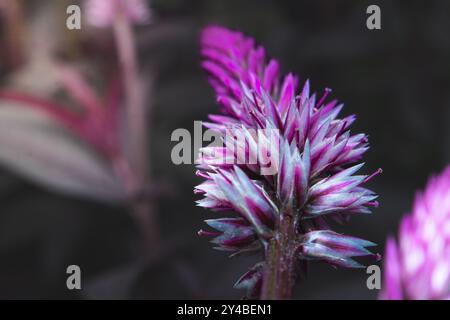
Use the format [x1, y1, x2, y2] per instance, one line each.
[112, 9, 158, 258]
[261, 210, 297, 299]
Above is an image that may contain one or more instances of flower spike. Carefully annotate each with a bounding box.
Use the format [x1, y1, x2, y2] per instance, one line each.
[382, 166, 450, 300]
[196, 25, 381, 299]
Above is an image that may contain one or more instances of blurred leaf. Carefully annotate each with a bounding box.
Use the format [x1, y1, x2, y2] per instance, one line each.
[0, 102, 126, 203]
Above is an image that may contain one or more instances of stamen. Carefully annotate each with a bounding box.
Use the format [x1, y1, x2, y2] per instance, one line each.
[198, 230, 220, 237]
[195, 170, 211, 179]
[317, 87, 332, 108]
[374, 253, 382, 261]
[363, 168, 383, 184]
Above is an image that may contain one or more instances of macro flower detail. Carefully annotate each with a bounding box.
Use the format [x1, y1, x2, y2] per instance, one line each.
[85, 0, 151, 27]
[196, 25, 381, 299]
[300, 230, 378, 268]
[382, 166, 450, 300]
[198, 217, 257, 253]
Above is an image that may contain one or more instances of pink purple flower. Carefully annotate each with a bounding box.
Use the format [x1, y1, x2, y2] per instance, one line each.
[382, 166, 450, 300]
[85, 0, 151, 27]
[196, 26, 381, 298]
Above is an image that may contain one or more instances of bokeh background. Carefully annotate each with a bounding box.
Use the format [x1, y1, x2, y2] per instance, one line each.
[0, 0, 449, 299]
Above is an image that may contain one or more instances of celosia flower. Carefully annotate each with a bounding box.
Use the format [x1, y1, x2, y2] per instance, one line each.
[196, 26, 381, 299]
[382, 166, 450, 300]
[85, 0, 151, 27]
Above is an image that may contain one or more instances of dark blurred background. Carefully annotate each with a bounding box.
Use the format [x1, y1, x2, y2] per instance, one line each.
[0, 0, 449, 299]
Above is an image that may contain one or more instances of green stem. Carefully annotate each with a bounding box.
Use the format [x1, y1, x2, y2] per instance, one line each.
[113, 12, 158, 261]
[260, 211, 297, 300]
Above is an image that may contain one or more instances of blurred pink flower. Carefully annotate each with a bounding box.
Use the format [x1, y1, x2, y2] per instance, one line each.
[85, 0, 151, 27]
[382, 166, 450, 300]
